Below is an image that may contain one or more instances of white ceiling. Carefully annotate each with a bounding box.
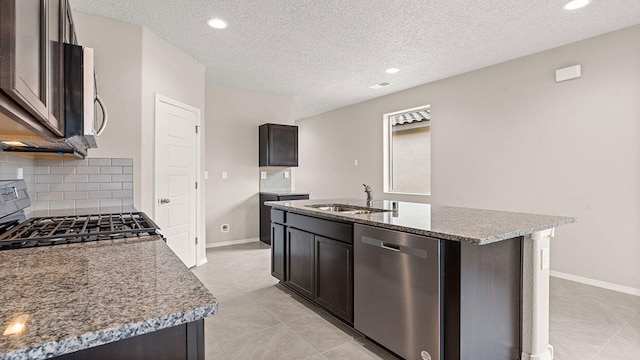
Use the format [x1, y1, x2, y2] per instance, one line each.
[69, 0, 640, 120]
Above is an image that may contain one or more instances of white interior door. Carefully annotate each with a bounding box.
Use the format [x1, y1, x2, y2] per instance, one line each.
[155, 98, 199, 268]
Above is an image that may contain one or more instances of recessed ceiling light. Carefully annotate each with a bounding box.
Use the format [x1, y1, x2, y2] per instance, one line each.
[562, 0, 591, 10]
[207, 18, 228, 29]
[385, 68, 400, 74]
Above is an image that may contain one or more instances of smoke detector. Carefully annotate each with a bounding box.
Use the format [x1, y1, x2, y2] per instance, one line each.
[368, 82, 391, 89]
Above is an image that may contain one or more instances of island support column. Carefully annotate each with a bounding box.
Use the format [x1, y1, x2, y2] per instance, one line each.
[521, 228, 555, 360]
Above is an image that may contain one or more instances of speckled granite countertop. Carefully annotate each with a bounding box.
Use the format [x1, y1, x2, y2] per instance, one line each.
[266, 198, 576, 245]
[0, 237, 218, 360]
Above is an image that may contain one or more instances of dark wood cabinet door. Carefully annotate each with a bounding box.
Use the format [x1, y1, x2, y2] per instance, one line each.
[315, 236, 353, 323]
[259, 193, 277, 244]
[285, 228, 315, 298]
[0, 0, 64, 136]
[46, 0, 63, 134]
[259, 124, 298, 167]
[271, 223, 285, 281]
[0, 0, 49, 121]
[269, 124, 298, 166]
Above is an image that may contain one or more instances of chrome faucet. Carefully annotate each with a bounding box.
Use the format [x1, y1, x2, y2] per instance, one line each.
[362, 184, 373, 207]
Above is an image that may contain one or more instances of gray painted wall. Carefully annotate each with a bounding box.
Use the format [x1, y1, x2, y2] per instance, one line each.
[205, 84, 294, 245]
[74, 13, 205, 214]
[296, 25, 640, 291]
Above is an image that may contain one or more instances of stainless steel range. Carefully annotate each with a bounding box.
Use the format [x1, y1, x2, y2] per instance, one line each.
[0, 179, 161, 251]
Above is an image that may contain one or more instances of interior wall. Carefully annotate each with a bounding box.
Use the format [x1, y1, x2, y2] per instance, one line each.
[205, 84, 294, 245]
[140, 28, 206, 215]
[74, 13, 206, 214]
[296, 25, 640, 291]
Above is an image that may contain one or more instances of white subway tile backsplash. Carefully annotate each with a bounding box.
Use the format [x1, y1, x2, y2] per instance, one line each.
[35, 158, 63, 166]
[76, 166, 100, 175]
[62, 159, 87, 166]
[112, 190, 133, 199]
[64, 191, 88, 200]
[112, 174, 132, 182]
[30, 202, 49, 211]
[100, 183, 122, 191]
[76, 183, 100, 191]
[30, 157, 134, 211]
[76, 199, 100, 208]
[47, 200, 76, 210]
[99, 199, 122, 207]
[88, 158, 111, 166]
[37, 192, 63, 201]
[50, 183, 75, 192]
[36, 175, 63, 184]
[31, 184, 50, 192]
[35, 167, 50, 175]
[101, 166, 122, 174]
[112, 159, 133, 166]
[89, 191, 112, 199]
[50, 166, 75, 175]
[88, 175, 111, 183]
[63, 175, 88, 183]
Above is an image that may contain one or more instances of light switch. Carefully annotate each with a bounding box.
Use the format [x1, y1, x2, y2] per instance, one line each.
[284, 171, 289, 179]
[261, 171, 267, 179]
[204, 171, 209, 180]
[354, 160, 359, 166]
[222, 171, 228, 180]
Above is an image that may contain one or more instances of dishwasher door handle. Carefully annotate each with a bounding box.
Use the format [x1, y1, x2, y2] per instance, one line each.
[361, 236, 428, 258]
[381, 242, 400, 251]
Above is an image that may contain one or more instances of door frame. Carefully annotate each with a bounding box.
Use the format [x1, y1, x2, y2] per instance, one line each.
[154, 94, 206, 266]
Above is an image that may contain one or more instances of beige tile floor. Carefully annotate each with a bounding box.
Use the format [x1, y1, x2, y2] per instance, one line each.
[192, 242, 640, 360]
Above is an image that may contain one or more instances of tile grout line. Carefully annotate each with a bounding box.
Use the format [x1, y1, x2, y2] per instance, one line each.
[278, 309, 326, 358]
[590, 307, 640, 359]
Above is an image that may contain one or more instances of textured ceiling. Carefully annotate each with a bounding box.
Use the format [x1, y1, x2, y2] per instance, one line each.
[69, 0, 640, 120]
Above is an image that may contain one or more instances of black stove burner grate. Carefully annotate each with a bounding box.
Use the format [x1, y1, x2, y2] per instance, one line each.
[0, 212, 161, 250]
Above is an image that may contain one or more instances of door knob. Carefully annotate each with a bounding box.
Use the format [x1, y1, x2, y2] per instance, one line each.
[159, 198, 171, 204]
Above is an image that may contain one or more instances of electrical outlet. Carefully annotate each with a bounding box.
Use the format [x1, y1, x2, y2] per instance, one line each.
[222, 171, 228, 180]
[284, 171, 289, 179]
[221, 224, 230, 233]
[261, 171, 267, 179]
[354, 160, 359, 166]
[16, 168, 23, 179]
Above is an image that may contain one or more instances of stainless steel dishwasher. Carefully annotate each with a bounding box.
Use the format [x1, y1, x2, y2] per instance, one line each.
[354, 224, 441, 360]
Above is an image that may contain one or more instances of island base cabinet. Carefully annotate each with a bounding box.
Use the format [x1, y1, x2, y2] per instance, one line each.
[52, 319, 205, 360]
[271, 222, 286, 280]
[443, 238, 522, 360]
[315, 236, 353, 323]
[280, 213, 354, 324]
[285, 228, 315, 299]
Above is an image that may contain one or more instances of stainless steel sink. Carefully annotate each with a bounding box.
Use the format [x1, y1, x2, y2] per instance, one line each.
[305, 204, 391, 214]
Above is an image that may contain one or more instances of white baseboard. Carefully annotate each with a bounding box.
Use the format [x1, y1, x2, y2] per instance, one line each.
[550, 271, 640, 297]
[206, 237, 260, 248]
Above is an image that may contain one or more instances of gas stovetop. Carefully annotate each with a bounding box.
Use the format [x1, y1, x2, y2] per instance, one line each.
[0, 212, 161, 250]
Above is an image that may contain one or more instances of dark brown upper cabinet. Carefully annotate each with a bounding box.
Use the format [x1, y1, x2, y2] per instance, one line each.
[259, 123, 298, 167]
[0, 0, 72, 138]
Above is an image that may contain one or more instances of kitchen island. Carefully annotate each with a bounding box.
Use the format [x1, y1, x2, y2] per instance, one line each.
[266, 198, 575, 360]
[0, 236, 218, 360]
